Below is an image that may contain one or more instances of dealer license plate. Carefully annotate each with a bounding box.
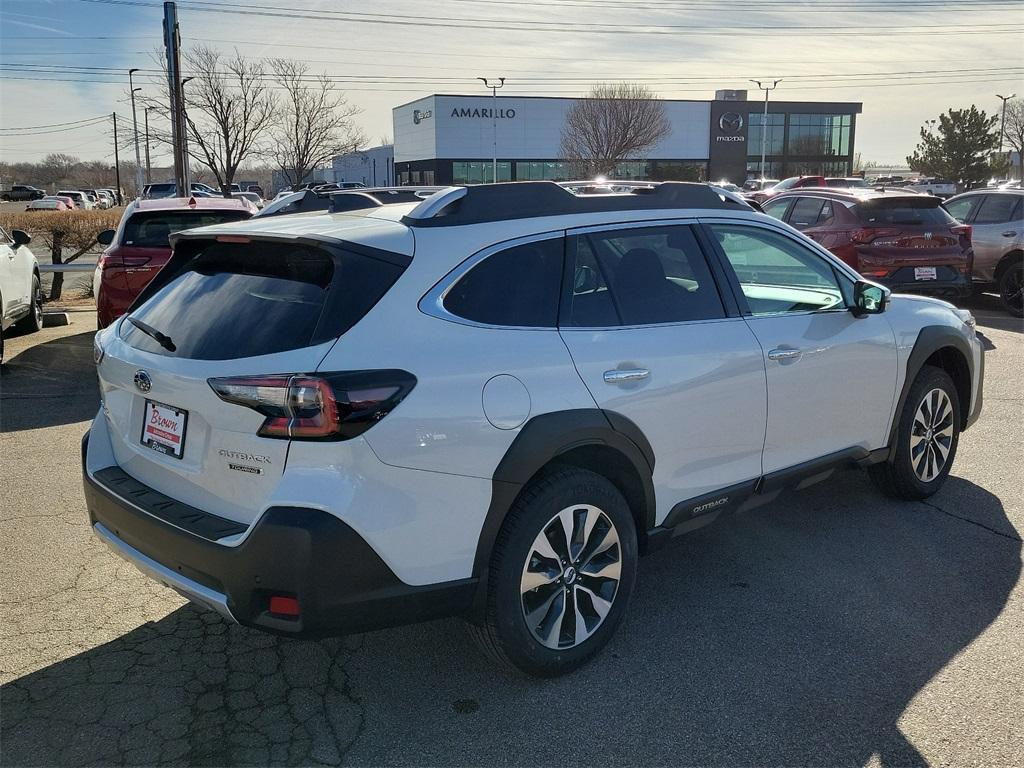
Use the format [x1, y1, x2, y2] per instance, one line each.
[914, 267, 938, 281]
[141, 400, 188, 459]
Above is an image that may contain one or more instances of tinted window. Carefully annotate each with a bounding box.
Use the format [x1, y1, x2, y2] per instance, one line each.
[944, 195, 979, 222]
[973, 194, 1021, 224]
[566, 225, 724, 326]
[122, 242, 404, 360]
[854, 198, 954, 226]
[443, 238, 563, 327]
[762, 199, 790, 221]
[711, 225, 845, 315]
[122, 210, 251, 248]
[789, 198, 826, 229]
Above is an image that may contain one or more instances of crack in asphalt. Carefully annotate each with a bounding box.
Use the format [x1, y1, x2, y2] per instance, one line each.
[919, 499, 1023, 543]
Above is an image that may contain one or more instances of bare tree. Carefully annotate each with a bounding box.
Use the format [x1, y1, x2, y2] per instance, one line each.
[175, 46, 277, 196]
[1003, 98, 1024, 180]
[559, 83, 671, 177]
[269, 59, 364, 189]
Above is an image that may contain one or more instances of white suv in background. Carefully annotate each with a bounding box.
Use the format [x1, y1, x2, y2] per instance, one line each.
[84, 182, 984, 676]
[0, 227, 42, 365]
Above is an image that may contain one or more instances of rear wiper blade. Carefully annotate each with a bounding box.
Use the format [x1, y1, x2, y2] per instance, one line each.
[128, 316, 176, 352]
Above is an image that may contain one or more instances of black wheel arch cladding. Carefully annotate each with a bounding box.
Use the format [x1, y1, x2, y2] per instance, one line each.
[469, 409, 655, 618]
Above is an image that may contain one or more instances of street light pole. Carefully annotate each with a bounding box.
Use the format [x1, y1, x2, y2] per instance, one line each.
[996, 92, 1016, 154]
[477, 76, 505, 183]
[129, 69, 144, 198]
[144, 107, 152, 183]
[750, 79, 782, 178]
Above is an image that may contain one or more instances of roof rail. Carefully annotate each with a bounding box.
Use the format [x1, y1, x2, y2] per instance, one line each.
[401, 181, 748, 228]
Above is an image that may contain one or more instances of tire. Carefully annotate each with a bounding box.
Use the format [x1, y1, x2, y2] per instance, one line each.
[13, 274, 43, 334]
[470, 467, 638, 677]
[869, 365, 961, 501]
[997, 259, 1023, 318]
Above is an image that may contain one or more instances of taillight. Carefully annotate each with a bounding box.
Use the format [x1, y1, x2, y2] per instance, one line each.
[951, 224, 972, 242]
[851, 227, 900, 245]
[860, 268, 891, 279]
[208, 370, 416, 441]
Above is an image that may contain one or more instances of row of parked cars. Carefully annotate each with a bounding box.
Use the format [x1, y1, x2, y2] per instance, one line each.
[20, 188, 119, 211]
[143, 182, 267, 210]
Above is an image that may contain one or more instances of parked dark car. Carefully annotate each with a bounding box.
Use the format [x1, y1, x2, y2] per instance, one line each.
[763, 188, 973, 298]
[2, 185, 46, 201]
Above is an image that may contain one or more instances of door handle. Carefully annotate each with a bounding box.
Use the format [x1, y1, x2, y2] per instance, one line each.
[767, 348, 802, 361]
[603, 368, 650, 384]
[1002, 231, 1018, 237]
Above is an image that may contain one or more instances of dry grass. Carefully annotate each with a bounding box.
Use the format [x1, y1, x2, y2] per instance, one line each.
[0, 209, 122, 255]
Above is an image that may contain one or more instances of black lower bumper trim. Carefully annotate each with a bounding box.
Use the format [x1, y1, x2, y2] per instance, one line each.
[82, 435, 476, 637]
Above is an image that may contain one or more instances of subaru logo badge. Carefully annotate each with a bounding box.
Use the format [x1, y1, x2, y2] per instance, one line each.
[719, 112, 744, 133]
[134, 370, 152, 393]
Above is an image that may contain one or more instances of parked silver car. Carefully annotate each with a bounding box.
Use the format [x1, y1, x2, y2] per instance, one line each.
[944, 189, 1023, 317]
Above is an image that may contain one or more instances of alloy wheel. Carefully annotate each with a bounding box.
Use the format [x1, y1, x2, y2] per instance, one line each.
[32, 279, 43, 327]
[911, 387, 955, 482]
[1002, 263, 1023, 315]
[520, 504, 621, 650]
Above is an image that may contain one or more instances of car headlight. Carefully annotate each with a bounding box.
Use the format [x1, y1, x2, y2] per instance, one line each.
[954, 308, 976, 331]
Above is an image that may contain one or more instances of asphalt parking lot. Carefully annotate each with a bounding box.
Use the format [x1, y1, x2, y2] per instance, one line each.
[1, 299, 1021, 767]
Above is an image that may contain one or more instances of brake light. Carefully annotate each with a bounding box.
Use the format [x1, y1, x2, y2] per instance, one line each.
[851, 227, 901, 245]
[951, 224, 972, 242]
[860, 268, 891, 278]
[208, 370, 416, 440]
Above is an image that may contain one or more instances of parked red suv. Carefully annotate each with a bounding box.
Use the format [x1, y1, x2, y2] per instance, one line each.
[763, 188, 973, 298]
[94, 197, 253, 328]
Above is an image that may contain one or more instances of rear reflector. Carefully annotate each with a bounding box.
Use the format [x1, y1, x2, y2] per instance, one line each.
[268, 595, 300, 617]
[208, 370, 417, 441]
[215, 235, 251, 243]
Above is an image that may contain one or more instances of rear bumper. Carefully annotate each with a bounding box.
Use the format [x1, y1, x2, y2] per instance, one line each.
[81, 431, 476, 637]
[879, 271, 972, 299]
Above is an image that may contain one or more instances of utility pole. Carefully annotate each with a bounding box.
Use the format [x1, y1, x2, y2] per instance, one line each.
[181, 76, 194, 193]
[477, 76, 505, 183]
[997, 93, 1016, 154]
[144, 107, 152, 183]
[163, 1, 187, 195]
[112, 112, 122, 205]
[129, 69, 144, 198]
[750, 78, 782, 179]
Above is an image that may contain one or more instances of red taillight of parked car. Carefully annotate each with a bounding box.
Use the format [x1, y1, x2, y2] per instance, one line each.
[850, 227, 901, 245]
[208, 371, 416, 440]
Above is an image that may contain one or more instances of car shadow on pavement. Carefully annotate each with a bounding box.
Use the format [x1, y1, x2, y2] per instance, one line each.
[961, 292, 1023, 335]
[1, 472, 1019, 767]
[0, 330, 99, 432]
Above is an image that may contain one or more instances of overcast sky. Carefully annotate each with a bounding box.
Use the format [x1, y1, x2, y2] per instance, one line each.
[1, 0, 1022, 167]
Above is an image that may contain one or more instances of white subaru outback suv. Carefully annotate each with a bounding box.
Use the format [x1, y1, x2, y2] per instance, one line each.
[84, 182, 983, 676]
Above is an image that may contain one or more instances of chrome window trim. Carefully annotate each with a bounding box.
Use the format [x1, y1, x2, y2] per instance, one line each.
[418, 229, 567, 331]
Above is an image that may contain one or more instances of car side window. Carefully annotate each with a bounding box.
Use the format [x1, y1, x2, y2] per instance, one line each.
[564, 225, 725, 327]
[973, 194, 1021, 225]
[443, 237, 563, 327]
[943, 195, 979, 223]
[789, 197, 826, 230]
[709, 224, 847, 316]
[762, 199, 790, 221]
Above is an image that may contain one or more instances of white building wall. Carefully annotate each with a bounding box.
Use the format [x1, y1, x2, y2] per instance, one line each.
[393, 94, 712, 162]
[332, 145, 395, 187]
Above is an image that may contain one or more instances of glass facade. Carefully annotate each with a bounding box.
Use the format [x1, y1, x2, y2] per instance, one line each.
[452, 161, 512, 184]
[748, 112, 785, 156]
[515, 161, 573, 181]
[787, 114, 851, 156]
[746, 160, 784, 179]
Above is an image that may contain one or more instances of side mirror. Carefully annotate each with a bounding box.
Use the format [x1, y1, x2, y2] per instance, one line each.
[11, 230, 31, 247]
[97, 229, 115, 246]
[851, 280, 888, 317]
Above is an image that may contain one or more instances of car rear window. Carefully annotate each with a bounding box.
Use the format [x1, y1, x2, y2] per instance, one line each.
[854, 198, 954, 226]
[122, 211, 251, 247]
[121, 241, 405, 360]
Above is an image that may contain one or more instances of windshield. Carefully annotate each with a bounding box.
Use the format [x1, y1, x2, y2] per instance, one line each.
[773, 177, 801, 191]
[121, 210, 251, 248]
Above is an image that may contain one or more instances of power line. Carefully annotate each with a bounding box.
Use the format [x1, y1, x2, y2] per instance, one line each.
[0, 115, 111, 131]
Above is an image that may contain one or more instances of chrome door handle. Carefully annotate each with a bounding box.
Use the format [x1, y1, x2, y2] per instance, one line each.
[1002, 231, 1018, 237]
[603, 368, 650, 384]
[767, 348, 802, 361]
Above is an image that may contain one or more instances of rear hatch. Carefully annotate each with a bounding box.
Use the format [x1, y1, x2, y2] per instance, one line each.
[851, 196, 971, 281]
[96, 236, 406, 526]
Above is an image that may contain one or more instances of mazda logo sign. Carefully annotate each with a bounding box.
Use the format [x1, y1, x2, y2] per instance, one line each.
[719, 112, 744, 133]
[134, 370, 152, 393]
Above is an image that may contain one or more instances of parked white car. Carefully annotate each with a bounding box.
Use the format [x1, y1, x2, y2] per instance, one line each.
[0, 227, 42, 364]
[56, 190, 92, 210]
[84, 182, 984, 676]
[905, 178, 957, 198]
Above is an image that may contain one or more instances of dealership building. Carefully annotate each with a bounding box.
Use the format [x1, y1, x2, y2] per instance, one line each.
[392, 90, 862, 186]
